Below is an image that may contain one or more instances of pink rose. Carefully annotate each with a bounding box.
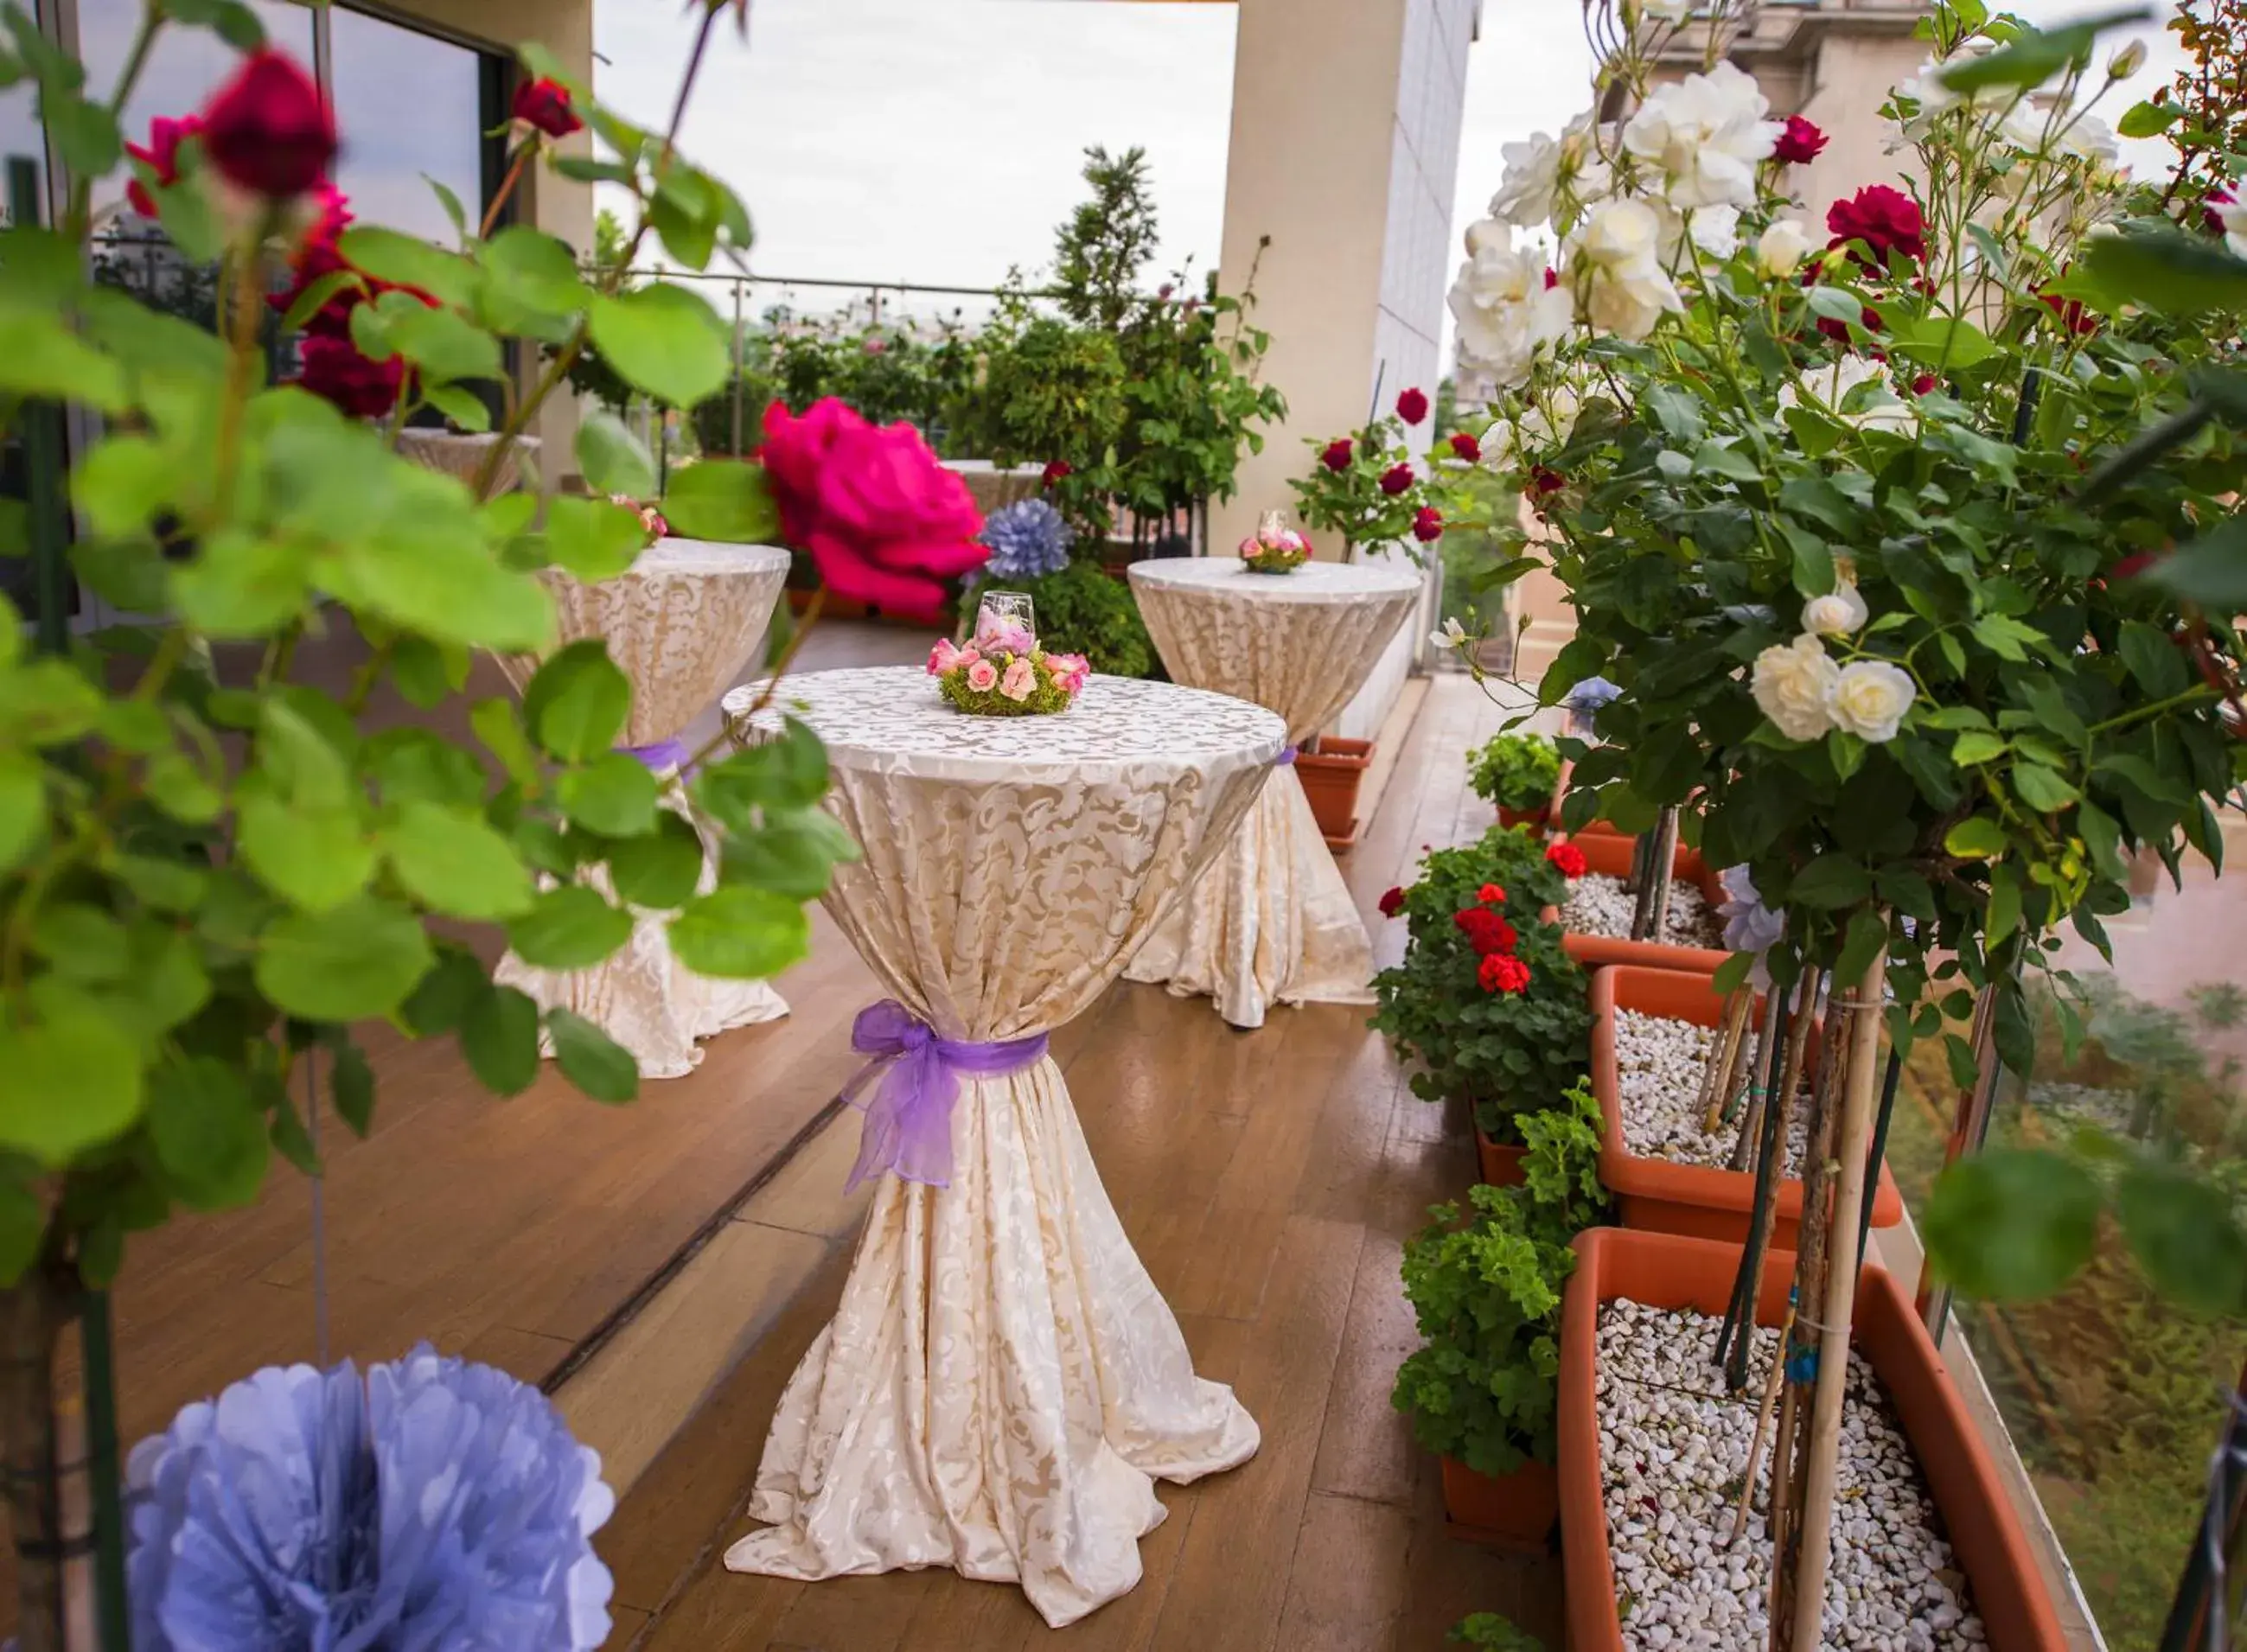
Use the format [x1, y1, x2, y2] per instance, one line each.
[1046, 652, 1090, 692]
[967, 660, 999, 692]
[928, 638, 964, 675]
[759, 398, 987, 621]
[1000, 658, 1036, 702]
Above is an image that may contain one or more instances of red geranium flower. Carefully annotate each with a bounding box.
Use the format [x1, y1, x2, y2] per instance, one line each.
[1379, 463, 1415, 496]
[1456, 907, 1518, 958]
[1395, 387, 1430, 425]
[512, 77, 583, 139]
[1826, 184, 1925, 267]
[124, 115, 202, 218]
[1480, 954, 1533, 994]
[293, 335, 405, 420]
[1412, 507, 1444, 543]
[1449, 431, 1483, 462]
[1774, 116, 1829, 166]
[200, 48, 335, 201]
[1478, 883, 1506, 905]
[1321, 438, 1355, 472]
[1545, 841, 1589, 878]
[760, 398, 987, 621]
[1041, 459, 1073, 488]
[1378, 886, 1406, 918]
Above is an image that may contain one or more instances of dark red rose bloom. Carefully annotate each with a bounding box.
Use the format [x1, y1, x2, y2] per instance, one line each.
[1477, 883, 1506, 905]
[294, 335, 405, 420]
[1378, 462, 1414, 496]
[201, 49, 335, 201]
[1395, 387, 1429, 425]
[2035, 271, 2099, 336]
[1529, 466, 1565, 497]
[1479, 953, 1532, 994]
[1040, 459, 1073, 488]
[1911, 373, 1937, 396]
[1455, 906, 1518, 958]
[1774, 116, 1829, 166]
[1412, 507, 1444, 543]
[512, 77, 582, 139]
[125, 115, 201, 218]
[1542, 266, 1560, 290]
[1321, 438, 1354, 472]
[1449, 431, 1483, 462]
[1816, 303, 1884, 345]
[1545, 840, 1588, 878]
[1378, 886, 1406, 918]
[2206, 188, 2236, 234]
[1826, 184, 1925, 267]
[2110, 550, 2161, 580]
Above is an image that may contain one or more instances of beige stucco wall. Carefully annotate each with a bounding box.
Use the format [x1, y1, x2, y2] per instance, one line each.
[1790, 31, 1929, 225]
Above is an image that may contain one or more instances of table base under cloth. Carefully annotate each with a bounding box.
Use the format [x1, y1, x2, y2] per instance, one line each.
[1124, 762, 1376, 1030]
[724, 1056, 1260, 1627]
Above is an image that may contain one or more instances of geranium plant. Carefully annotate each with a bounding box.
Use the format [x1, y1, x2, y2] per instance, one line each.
[1468, 730, 1562, 818]
[1291, 387, 1453, 559]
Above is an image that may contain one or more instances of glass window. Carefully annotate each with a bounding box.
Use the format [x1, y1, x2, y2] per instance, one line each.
[330, 6, 488, 244]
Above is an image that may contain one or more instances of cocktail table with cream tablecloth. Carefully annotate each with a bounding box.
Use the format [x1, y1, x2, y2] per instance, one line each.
[1124, 555, 1423, 1029]
[718, 666, 1287, 1627]
[494, 539, 793, 1080]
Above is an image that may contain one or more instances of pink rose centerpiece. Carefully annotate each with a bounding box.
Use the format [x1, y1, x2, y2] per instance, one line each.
[928, 632, 1088, 718]
[1240, 508, 1312, 574]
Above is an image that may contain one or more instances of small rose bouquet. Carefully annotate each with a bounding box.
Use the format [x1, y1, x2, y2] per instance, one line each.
[1240, 509, 1312, 574]
[929, 636, 1088, 717]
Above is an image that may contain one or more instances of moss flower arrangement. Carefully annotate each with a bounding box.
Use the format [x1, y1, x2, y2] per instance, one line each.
[929, 636, 1089, 717]
[1239, 509, 1312, 574]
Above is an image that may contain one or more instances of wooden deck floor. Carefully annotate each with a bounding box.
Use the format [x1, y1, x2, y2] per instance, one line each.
[599, 673, 1565, 1652]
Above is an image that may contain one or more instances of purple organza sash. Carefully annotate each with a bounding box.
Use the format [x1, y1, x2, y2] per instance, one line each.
[1276, 745, 1298, 765]
[837, 1000, 1049, 1191]
[624, 737, 691, 772]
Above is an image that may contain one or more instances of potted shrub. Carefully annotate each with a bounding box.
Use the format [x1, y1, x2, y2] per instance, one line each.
[1393, 1081, 1606, 1550]
[1373, 826, 1588, 1183]
[1468, 731, 1561, 832]
[1552, 827, 1730, 974]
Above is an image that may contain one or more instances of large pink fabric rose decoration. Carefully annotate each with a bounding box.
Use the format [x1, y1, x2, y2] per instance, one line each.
[759, 399, 986, 620]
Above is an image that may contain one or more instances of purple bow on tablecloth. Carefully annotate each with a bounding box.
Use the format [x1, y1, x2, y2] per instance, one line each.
[1275, 745, 1297, 765]
[624, 737, 693, 772]
[838, 1000, 1050, 1191]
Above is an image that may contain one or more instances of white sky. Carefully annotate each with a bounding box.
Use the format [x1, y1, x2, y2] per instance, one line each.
[591, 0, 2192, 328]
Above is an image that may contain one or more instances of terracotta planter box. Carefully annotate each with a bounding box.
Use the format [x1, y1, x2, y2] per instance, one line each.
[1496, 805, 1548, 835]
[1593, 966, 1901, 1250]
[1474, 1126, 1527, 1188]
[1440, 1454, 1559, 1553]
[1298, 737, 1372, 851]
[1558, 1227, 2068, 1652]
[1559, 828, 1731, 975]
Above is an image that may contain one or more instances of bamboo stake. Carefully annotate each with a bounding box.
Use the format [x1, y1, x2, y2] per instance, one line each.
[1727, 988, 1787, 1171]
[1720, 974, 1820, 1388]
[1629, 807, 1680, 941]
[1779, 941, 1892, 1652]
[1715, 991, 1760, 1126]
[1730, 1298, 1797, 1548]
[1700, 988, 1755, 1134]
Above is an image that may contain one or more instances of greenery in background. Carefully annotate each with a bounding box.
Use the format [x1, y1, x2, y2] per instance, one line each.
[1469, 732, 1561, 815]
[942, 308, 1127, 481]
[1392, 1080, 1606, 1477]
[1373, 826, 1588, 1142]
[992, 559, 1156, 679]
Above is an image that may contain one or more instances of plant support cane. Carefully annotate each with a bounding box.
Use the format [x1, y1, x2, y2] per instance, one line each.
[1720, 980, 1810, 1390]
[1776, 939, 1891, 1652]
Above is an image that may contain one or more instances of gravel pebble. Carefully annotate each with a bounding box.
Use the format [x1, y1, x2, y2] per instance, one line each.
[1563, 872, 1725, 947]
[1614, 1010, 1809, 1174]
[1598, 1299, 1988, 1651]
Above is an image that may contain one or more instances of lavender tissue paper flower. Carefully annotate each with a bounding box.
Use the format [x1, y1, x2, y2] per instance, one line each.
[1717, 864, 1786, 957]
[1562, 676, 1621, 739]
[977, 497, 1075, 581]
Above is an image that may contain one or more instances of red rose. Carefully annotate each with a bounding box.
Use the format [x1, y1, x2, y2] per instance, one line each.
[2206, 188, 2236, 234]
[2110, 550, 2161, 580]
[1478, 883, 1506, 905]
[1529, 466, 1565, 497]
[1544, 840, 1588, 878]
[200, 48, 335, 201]
[1449, 431, 1482, 462]
[1542, 266, 1560, 290]
[1455, 907, 1518, 958]
[1378, 886, 1406, 918]
[1825, 184, 1925, 267]
[1479, 954, 1532, 994]
[124, 114, 201, 218]
[1412, 507, 1444, 543]
[1911, 373, 1937, 396]
[1378, 463, 1414, 496]
[1040, 459, 1073, 488]
[1815, 303, 1884, 346]
[1395, 387, 1429, 425]
[1774, 116, 1829, 166]
[2035, 272, 2098, 336]
[760, 398, 986, 620]
[294, 335, 405, 420]
[1321, 438, 1354, 472]
[512, 77, 582, 139]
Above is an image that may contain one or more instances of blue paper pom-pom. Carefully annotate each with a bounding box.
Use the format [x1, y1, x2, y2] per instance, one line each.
[978, 497, 1075, 581]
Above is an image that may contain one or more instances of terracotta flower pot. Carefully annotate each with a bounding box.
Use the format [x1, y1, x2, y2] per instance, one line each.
[1592, 966, 1902, 1249]
[1558, 1227, 2069, 1652]
[1558, 829, 1731, 975]
[1298, 736, 1373, 851]
[1497, 805, 1548, 835]
[1474, 1127, 1527, 1188]
[1440, 1454, 1559, 1553]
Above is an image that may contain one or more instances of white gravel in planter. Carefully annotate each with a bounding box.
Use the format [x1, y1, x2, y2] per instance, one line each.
[1598, 1299, 1987, 1651]
[1563, 872, 1726, 947]
[1614, 1010, 1809, 1175]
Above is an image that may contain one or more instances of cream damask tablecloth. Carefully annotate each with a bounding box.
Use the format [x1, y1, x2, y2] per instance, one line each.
[495, 539, 792, 1079]
[1124, 556, 1423, 1028]
[718, 666, 1287, 1627]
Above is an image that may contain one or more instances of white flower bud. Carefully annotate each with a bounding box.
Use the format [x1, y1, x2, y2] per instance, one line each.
[2107, 39, 2147, 79]
[1756, 218, 1815, 279]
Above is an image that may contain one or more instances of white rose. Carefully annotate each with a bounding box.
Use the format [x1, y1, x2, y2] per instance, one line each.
[1777, 354, 1913, 433]
[2107, 39, 2147, 78]
[1644, 0, 1696, 20]
[2224, 196, 2247, 262]
[1448, 229, 1574, 388]
[1757, 218, 1815, 278]
[1621, 61, 1783, 210]
[1751, 635, 1841, 741]
[1490, 131, 1562, 228]
[1801, 583, 1870, 637]
[1827, 659, 1917, 743]
[1570, 200, 1685, 341]
[1576, 195, 1664, 270]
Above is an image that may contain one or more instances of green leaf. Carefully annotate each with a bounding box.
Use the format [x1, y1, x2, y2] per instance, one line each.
[549, 1010, 638, 1103]
[1789, 531, 1836, 599]
[661, 458, 779, 544]
[71, 436, 181, 538]
[523, 640, 632, 762]
[255, 897, 436, 1022]
[422, 384, 492, 434]
[0, 1006, 144, 1166]
[2116, 619, 2190, 697]
[469, 697, 542, 788]
[399, 945, 488, 1037]
[1835, 907, 1890, 990]
[462, 984, 541, 1095]
[2116, 99, 2183, 137]
[1970, 613, 2047, 662]
[719, 807, 857, 900]
[1690, 440, 1763, 483]
[2011, 763, 2078, 812]
[558, 752, 661, 838]
[586, 284, 730, 408]
[693, 718, 829, 820]
[1922, 1147, 2100, 1298]
[1986, 861, 2021, 939]
[609, 812, 706, 909]
[380, 800, 537, 919]
[1710, 949, 1753, 997]
[1938, 13, 2137, 92]
[144, 751, 223, 824]
[329, 1040, 376, 1135]
[383, 303, 503, 385]
[146, 1057, 268, 1209]
[667, 886, 810, 979]
[546, 496, 648, 581]
[0, 1179, 44, 1286]
[169, 531, 311, 638]
[1950, 731, 2008, 765]
[481, 226, 589, 316]
[2154, 508, 2247, 612]
[1891, 316, 1996, 368]
[1788, 855, 1874, 909]
[41, 92, 120, 179]
[2116, 1163, 2247, 1315]
[507, 885, 635, 969]
[0, 749, 42, 872]
[1944, 816, 2009, 859]
[2083, 229, 2247, 318]
[574, 411, 658, 500]
[236, 791, 375, 911]
[334, 226, 481, 308]
[0, 659, 101, 745]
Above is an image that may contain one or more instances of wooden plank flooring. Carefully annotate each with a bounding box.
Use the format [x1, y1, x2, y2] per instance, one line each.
[605, 674, 1566, 1652]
